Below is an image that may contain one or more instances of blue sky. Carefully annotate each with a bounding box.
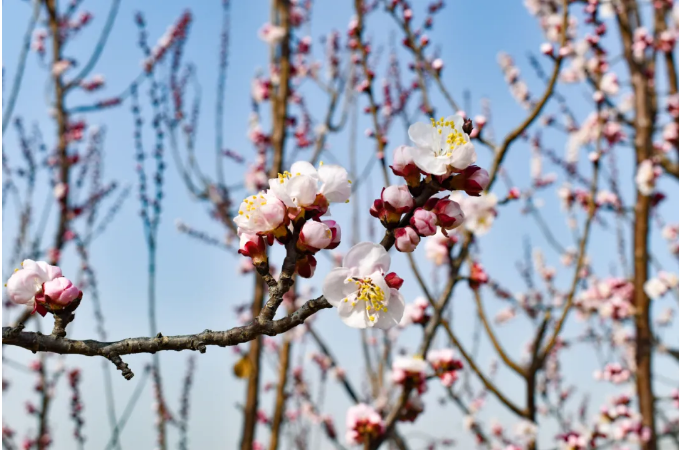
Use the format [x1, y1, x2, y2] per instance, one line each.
[2, 0, 678, 449]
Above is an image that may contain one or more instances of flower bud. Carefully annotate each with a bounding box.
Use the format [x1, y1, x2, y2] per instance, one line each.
[377, 186, 414, 225]
[296, 255, 317, 278]
[390, 146, 420, 186]
[410, 208, 437, 236]
[462, 118, 473, 136]
[298, 220, 333, 253]
[469, 262, 488, 290]
[385, 272, 404, 290]
[394, 227, 420, 253]
[238, 233, 267, 265]
[322, 220, 342, 249]
[432, 199, 465, 229]
[42, 277, 81, 307]
[448, 165, 489, 196]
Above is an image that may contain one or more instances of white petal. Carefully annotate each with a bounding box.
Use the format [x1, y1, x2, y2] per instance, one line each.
[318, 164, 351, 203]
[375, 289, 405, 329]
[338, 300, 368, 328]
[408, 122, 433, 148]
[268, 179, 295, 207]
[34, 261, 62, 280]
[411, 146, 450, 176]
[343, 242, 391, 274]
[290, 161, 319, 180]
[449, 142, 477, 170]
[322, 269, 355, 306]
[286, 175, 318, 206]
[450, 115, 464, 129]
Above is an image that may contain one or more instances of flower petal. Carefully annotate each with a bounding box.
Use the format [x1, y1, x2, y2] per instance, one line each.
[375, 288, 405, 329]
[322, 269, 356, 307]
[318, 164, 351, 203]
[286, 175, 318, 206]
[290, 161, 319, 180]
[408, 121, 433, 149]
[343, 242, 391, 275]
[449, 142, 477, 170]
[411, 146, 450, 176]
[268, 179, 295, 207]
[338, 299, 368, 328]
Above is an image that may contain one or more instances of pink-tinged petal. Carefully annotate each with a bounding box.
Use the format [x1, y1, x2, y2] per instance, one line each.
[290, 161, 319, 180]
[43, 277, 81, 306]
[337, 300, 368, 328]
[343, 242, 391, 275]
[318, 164, 350, 203]
[322, 268, 354, 306]
[375, 289, 405, 329]
[286, 175, 318, 206]
[6, 270, 42, 305]
[408, 121, 433, 149]
[33, 261, 62, 281]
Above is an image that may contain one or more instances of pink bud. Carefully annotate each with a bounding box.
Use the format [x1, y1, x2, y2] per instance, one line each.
[42, 277, 81, 307]
[385, 272, 404, 290]
[382, 185, 414, 213]
[508, 187, 521, 199]
[322, 220, 342, 249]
[390, 146, 420, 185]
[410, 208, 437, 236]
[474, 115, 487, 129]
[394, 227, 420, 253]
[431, 58, 444, 72]
[403, 9, 413, 20]
[298, 221, 333, 252]
[433, 199, 465, 229]
[540, 43, 554, 56]
[238, 233, 267, 264]
[454, 165, 489, 196]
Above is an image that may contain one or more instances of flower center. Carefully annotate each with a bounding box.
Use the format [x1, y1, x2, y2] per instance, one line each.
[344, 277, 387, 322]
[238, 194, 268, 219]
[430, 117, 466, 157]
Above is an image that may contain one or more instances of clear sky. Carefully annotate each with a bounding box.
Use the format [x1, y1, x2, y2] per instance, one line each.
[2, 1, 678, 449]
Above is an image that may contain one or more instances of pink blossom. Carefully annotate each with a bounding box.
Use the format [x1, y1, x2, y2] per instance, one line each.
[449, 165, 489, 196]
[410, 208, 437, 236]
[238, 233, 267, 265]
[43, 277, 81, 307]
[431, 58, 444, 72]
[391, 356, 427, 394]
[432, 198, 465, 230]
[298, 220, 333, 252]
[427, 349, 463, 387]
[322, 220, 342, 249]
[345, 404, 384, 445]
[258, 23, 286, 45]
[390, 146, 420, 185]
[5, 260, 64, 316]
[394, 227, 420, 253]
[382, 185, 414, 213]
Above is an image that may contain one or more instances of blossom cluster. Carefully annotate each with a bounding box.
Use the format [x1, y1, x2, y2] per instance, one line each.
[5, 260, 82, 316]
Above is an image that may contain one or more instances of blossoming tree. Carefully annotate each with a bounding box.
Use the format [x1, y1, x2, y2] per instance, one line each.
[2, 0, 678, 450]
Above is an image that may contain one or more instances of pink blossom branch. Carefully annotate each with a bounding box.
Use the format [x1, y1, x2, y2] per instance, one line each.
[2, 296, 332, 379]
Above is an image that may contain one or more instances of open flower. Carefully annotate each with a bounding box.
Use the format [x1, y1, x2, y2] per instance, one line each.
[269, 161, 350, 216]
[427, 349, 463, 387]
[391, 356, 428, 394]
[345, 404, 384, 445]
[408, 115, 476, 176]
[234, 190, 287, 236]
[450, 192, 497, 236]
[5, 260, 71, 315]
[323, 242, 405, 329]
